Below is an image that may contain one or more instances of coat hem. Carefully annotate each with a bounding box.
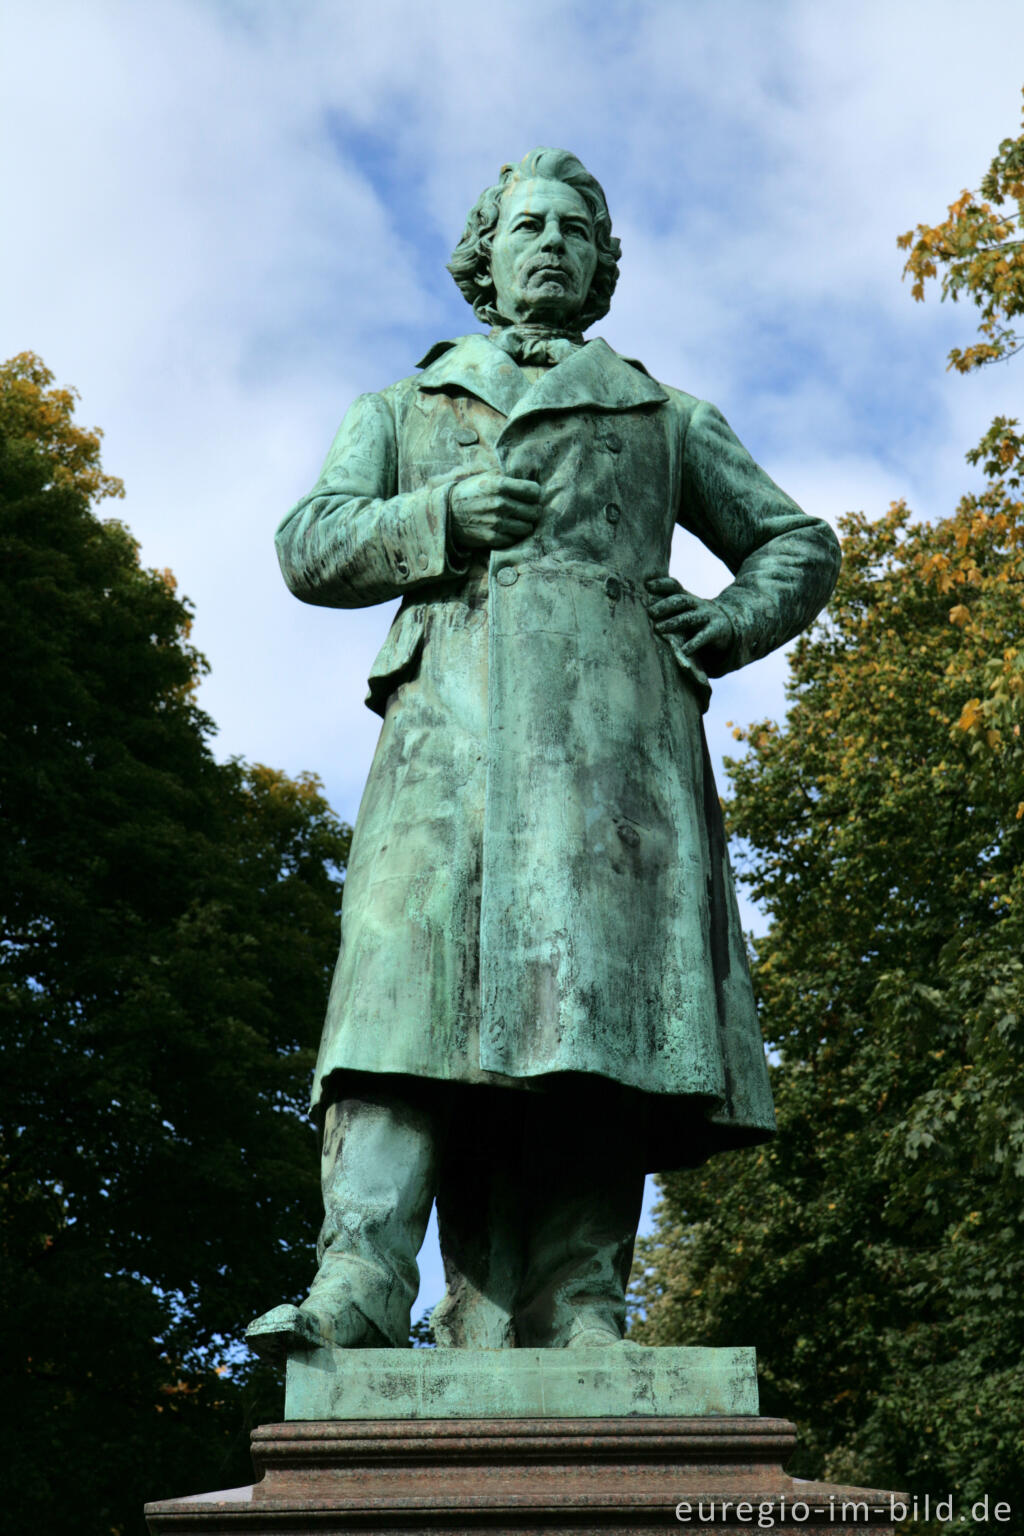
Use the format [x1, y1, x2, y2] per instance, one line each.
[311, 1065, 776, 1172]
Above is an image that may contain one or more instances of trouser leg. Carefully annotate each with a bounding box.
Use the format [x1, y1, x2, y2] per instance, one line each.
[515, 1082, 646, 1348]
[432, 1087, 526, 1348]
[307, 1075, 442, 1347]
[304, 1074, 646, 1352]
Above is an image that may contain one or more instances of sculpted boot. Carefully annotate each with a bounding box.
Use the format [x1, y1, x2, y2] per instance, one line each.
[247, 1078, 439, 1358]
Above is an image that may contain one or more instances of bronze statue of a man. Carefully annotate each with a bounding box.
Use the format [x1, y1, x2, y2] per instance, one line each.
[249, 148, 839, 1357]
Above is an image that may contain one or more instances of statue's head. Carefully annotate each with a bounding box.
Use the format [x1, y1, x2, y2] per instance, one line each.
[448, 148, 621, 331]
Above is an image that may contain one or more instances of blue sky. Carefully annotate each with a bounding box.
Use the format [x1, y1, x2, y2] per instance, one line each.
[4, 0, 1024, 1316]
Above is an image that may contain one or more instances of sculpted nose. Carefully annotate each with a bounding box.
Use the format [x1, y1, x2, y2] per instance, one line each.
[541, 218, 566, 251]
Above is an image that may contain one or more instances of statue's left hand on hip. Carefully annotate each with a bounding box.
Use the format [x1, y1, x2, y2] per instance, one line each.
[645, 576, 733, 672]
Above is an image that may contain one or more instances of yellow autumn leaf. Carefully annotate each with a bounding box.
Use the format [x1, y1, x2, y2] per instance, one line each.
[948, 604, 971, 627]
[956, 698, 984, 732]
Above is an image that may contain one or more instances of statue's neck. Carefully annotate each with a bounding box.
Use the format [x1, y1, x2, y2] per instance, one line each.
[487, 323, 585, 368]
[489, 321, 585, 344]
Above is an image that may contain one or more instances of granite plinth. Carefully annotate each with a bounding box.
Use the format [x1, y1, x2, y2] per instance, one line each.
[145, 1416, 901, 1533]
[285, 1344, 759, 1420]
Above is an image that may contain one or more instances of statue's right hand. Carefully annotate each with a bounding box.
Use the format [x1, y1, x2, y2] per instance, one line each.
[448, 473, 541, 550]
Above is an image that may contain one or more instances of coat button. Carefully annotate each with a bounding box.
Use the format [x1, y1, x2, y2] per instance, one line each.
[602, 431, 623, 453]
[495, 565, 518, 586]
[417, 552, 429, 570]
[396, 559, 410, 579]
[454, 426, 479, 445]
[604, 502, 621, 524]
[605, 576, 622, 601]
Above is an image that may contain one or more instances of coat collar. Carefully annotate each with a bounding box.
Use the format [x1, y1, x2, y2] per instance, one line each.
[416, 334, 667, 422]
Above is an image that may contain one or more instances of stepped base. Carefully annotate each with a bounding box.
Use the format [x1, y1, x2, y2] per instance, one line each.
[145, 1416, 901, 1532]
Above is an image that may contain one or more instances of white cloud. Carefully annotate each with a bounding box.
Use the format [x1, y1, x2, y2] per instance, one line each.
[5, 0, 1023, 824]
[4, 0, 1024, 1307]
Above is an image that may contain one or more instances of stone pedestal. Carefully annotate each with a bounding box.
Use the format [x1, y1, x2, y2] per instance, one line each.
[145, 1349, 900, 1533]
[145, 1416, 899, 1533]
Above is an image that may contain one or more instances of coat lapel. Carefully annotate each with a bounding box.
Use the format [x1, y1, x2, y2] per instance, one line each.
[416, 334, 528, 418]
[416, 334, 668, 424]
[504, 336, 667, 427]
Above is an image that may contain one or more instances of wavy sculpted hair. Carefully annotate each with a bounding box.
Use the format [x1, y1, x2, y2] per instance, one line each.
[447, 148, 621, 331]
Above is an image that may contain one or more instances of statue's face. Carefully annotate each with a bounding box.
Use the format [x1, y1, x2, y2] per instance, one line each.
[489, 177, 598, 326]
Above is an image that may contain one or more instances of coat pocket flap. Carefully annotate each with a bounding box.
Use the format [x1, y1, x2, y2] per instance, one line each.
[365, 604, 426, 717]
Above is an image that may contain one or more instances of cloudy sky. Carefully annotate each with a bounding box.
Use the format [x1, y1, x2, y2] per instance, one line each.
[4, 0, 1023, 1311]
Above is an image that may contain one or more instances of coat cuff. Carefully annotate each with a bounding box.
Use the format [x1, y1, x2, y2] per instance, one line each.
[384, 483, 466, 588]
[708, 585, 764, 671]
[443, 479, 471, 576]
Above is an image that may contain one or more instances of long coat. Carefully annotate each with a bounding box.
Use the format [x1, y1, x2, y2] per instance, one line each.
[276, 334, 840, 1170]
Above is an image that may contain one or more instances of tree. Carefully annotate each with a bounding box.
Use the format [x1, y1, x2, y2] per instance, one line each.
[0, 355, 351, 1533]
[898, 90, 1024, 375]
[631, 100, 1024, 1532]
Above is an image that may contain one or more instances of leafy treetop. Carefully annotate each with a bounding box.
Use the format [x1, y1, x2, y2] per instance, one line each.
[1, 351, 125, 505]
[899, 90, 1024, 374]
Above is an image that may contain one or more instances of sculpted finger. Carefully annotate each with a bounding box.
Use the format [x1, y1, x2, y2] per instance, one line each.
[498, 517, 537, 541]
[657, 617, 704, 637]
[450, 482, 494, 519]
[498, 498, 540, 525]
[499, 477, 542, 503]
[454, 475, 498, 509]
[645, 576, 682, 596]
[649, 594, 700, 621]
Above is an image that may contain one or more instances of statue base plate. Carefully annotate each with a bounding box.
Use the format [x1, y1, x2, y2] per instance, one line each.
[145, 1416, 901, 1533]
[285, 1344, 759, 1420]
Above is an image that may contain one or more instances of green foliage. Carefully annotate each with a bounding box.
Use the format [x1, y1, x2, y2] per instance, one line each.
[632, 498, 1024, 1516]
[633, 101, 1024, 1536]
[410, 1307, 437, 1347]
[0, 355, 350, 1533]
[899, 90, 1024, 372]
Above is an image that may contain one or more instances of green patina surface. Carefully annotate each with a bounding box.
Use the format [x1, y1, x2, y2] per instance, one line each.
[285, 1345, 759, 1421]
[275, 264, 840, 1175]
[250, 147, 843, 1366]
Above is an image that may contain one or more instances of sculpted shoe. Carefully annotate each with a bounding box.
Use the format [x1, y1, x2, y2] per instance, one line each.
[245, 1302, 388, 1360]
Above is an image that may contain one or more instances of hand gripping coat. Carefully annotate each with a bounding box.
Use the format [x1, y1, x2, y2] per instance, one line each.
[276, 333, 841, 1172]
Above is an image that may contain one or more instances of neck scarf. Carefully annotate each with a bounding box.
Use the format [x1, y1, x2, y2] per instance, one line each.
[489, 324, 585, 368]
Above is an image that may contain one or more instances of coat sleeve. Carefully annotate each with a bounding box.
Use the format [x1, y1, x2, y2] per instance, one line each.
[275, 388, 465, 608]
[678, 399, 841, 673]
